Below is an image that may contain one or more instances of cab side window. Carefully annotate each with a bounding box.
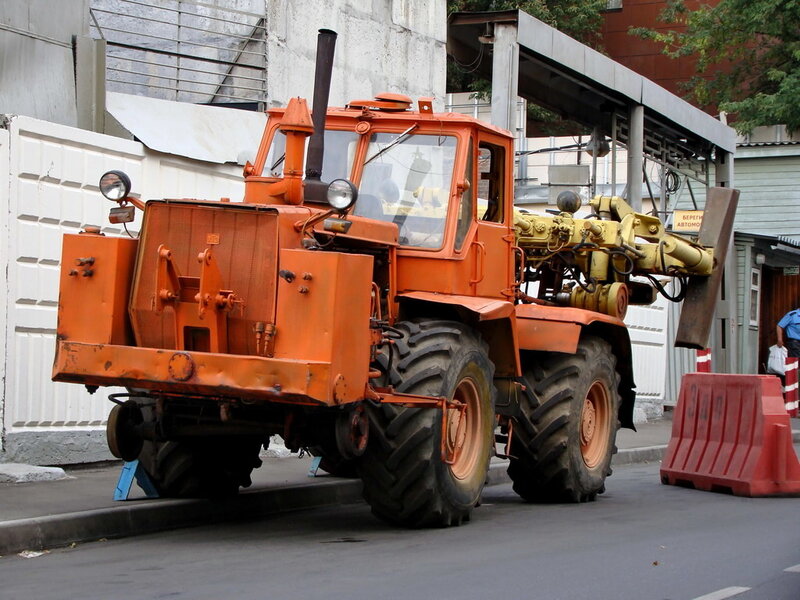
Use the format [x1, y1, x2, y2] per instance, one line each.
[454, 138, 474, 251]
[477, 143, 504, 223]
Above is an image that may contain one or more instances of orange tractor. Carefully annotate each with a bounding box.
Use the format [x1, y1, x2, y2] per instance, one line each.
[53, 30, 736, 526]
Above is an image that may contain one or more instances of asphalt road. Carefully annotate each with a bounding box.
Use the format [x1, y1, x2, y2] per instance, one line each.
[2, 462, 799, 600]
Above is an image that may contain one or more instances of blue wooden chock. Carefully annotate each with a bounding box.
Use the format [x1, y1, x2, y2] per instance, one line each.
[308, 455, 322, 477]
[113, 460, 160, 500]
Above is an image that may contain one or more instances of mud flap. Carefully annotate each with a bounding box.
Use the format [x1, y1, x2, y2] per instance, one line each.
[675, 187, 739, 349]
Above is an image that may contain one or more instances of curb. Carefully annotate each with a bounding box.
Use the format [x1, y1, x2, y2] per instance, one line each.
[613, 445, 668, 466]
[2, 437, 797, 556]
[0, 478, 363, 556]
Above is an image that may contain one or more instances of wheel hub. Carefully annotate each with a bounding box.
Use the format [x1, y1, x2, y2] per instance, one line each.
[335, 404, 369, 459]
[447, 408, 467, 452]
[107, 399, 144, 461]
[581, 398, 596, 445]
[580, 380, 611, 469]
[446, 378, 482, 480]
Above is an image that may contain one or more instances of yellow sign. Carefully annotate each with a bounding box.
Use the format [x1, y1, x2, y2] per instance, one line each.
[672, 210, 704, 232]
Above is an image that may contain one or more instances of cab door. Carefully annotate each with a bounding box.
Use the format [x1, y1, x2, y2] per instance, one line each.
[470, 137, 515, 299]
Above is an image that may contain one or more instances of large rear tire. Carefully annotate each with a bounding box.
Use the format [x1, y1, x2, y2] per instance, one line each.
[137, 437, 263, 498]
[508, 336, 621, 503]
[358, 320, 496, 527]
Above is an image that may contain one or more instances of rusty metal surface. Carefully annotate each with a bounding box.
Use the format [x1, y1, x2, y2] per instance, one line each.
[55, 248, 374, 405]
[675, 187, 740, 349]
[130, 201, 279, 355]
[515, 303, 626, 353]
[56, 233, 138, 346]
[273, 249, 373, 404]
[398, 291, 514, 320]
[52, 341, 336, 405]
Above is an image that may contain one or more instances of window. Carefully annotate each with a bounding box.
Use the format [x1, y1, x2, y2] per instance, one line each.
[358, 132, 457, 249]
[264, 129, 359, 181]
[455, 138, 474, 251]
[477, 143, 504, 223]
[749, 267, 761, 327]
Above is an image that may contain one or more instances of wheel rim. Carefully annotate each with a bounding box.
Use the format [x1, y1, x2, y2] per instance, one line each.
[447, 377, 483, 480]
[580, 380, 611, 469]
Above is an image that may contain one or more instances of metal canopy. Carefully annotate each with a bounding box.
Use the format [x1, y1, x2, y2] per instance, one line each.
[447, 10, 736, 163]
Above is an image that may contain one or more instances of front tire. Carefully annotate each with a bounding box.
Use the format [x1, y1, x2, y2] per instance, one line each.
[508, 336, 621, 503]
[358, 320, 496, 527]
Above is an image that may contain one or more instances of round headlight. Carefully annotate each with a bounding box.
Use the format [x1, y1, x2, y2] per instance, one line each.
[326, 178, 358, 212]
[99, 170, 132, 202]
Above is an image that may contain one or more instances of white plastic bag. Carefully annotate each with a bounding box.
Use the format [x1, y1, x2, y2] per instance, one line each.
[767, 344, 788, 375]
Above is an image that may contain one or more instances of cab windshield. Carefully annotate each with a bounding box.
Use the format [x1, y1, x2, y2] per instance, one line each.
[355, 132, 457, 249]
[264, 129, 359, 182]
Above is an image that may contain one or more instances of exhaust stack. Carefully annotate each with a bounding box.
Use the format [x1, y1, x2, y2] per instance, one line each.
[304, 29, 338, 201]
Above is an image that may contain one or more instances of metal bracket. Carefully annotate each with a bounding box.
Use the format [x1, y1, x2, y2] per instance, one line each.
[154, 244, 182, 313]
[373, 388, 466, 464]
[196, 248, 241, 319]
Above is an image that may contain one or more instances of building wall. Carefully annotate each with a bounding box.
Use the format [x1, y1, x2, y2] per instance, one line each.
[761, 263, 800, 367]
[729, 147, 800, 243]
[89, 0, 446, 110]
[0, 115, 244, 464]
[0, 0, 90, 127]
[2, 1, 447, 132]
[670, 145, 800, 380]
[266, 0, 446, 108]
[601, 0, 719, 102]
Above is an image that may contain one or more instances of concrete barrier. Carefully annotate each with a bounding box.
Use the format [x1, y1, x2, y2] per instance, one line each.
[661, 373, 800, 497]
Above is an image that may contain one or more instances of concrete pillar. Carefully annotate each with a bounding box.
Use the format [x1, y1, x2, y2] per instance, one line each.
[75, 36, 106, 133]
[490, 23, 519, 133]
[626, 104, 644, 211]
[715, 149, 734, 188]
[713, 148, 737, 373]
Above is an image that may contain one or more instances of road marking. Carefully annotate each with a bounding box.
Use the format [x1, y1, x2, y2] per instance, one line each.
[784, 563, 800, 573]
[692, 587, 751, 600]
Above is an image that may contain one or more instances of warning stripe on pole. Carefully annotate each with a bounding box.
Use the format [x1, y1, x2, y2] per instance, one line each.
[696, 348, 712, 373]
[784, 357, 798, 417]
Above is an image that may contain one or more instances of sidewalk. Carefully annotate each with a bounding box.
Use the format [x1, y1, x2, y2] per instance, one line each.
[0, 417, 795, 556]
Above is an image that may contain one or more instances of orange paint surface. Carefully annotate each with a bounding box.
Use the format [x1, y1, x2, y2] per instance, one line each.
[56, 233, 138, 346]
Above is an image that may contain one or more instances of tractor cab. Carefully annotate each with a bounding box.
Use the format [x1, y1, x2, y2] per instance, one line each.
[249, 98, 517, 299]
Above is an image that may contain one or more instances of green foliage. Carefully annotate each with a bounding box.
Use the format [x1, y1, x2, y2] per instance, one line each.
[631, 0, 800, 133]
[449, 0, 608, 45]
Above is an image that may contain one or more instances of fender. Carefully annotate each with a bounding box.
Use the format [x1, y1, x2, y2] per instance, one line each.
[397, 291, 519, 378]
[399, 293, 636, 430]
[515, 304, 636, 430]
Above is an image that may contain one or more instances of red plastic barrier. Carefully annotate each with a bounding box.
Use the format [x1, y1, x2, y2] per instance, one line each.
[661, 373, 800, 497]
[785, 357, 798, 418]
[695, 348, 712, 373]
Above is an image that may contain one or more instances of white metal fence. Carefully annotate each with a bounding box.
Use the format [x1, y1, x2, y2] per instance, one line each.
[0, 115, 244, 462]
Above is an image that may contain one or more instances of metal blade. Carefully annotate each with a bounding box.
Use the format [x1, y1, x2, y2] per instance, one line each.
[675, 187, 740, 349]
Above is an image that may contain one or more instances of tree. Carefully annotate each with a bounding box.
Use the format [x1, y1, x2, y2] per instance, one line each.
[447, 0, 608, 93]
[632, 0, 800, 134]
